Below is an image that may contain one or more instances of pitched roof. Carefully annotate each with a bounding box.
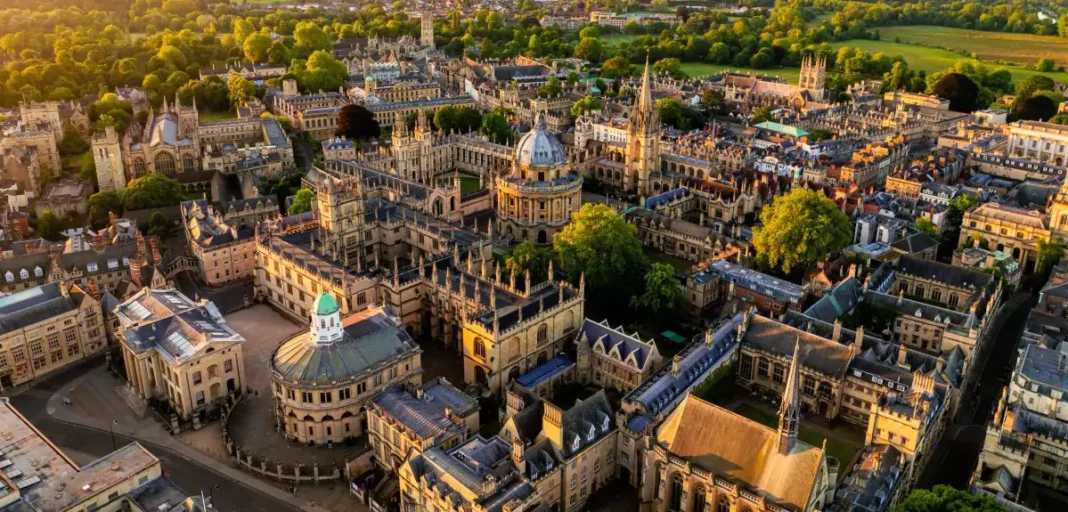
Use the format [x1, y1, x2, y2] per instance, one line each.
[577, 319, 659, 372]
[896, 254, 991, 291]
[656, 395, 824, 510]
[743, 315, 852, 377]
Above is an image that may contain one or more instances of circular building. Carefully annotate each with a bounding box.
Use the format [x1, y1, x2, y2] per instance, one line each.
[270, 294, 422, 445]
[496, 112, 582, 244]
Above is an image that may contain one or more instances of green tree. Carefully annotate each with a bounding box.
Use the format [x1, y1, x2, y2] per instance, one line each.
[479, 112, 514, 144]
[895, 485, 1006, 512]
[657, 97, 685, 128]
[299, 51, 348, 92]
[1016, 95, 1058, 121]
[36, 209, 63, 241]
[1015, 75, 1056, 101]
[1038, 240, 1065, 274]
[553, 203, 647, 319]
[631, 263, 687, 326]
[571, 95, 603, 117]
[336, 104, 381, 140]
[537, 77, 562, 98]
[932, 73, 981, 113]
[752, 188, 853, 273]
[653, 58, 684, 79]
[147, 211, 173, 239]
[601, 57, 633, 79]
[87, 191, 123, 228]
[227, 73, 256, 107]
[433, 106, 481, 133]
[752, 106, 774, 123]
[243, 32, 273, 63]
[121, 174, 184, 211]
[57, 127, 89, 157]
[913, 218, 940, 239]
[574, 38, 604, 62]
[505, 241, 556, 283]
[289, 189, 315, 214]
[294, 21, 333, 54]
[1034, 58, 1056, 72]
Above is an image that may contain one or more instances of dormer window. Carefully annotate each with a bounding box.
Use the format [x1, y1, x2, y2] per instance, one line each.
[587, 425, 595, 442]
[122, 257, 130, 266]
[571, 436, 580, 452]
[19, 269, 28, 279]
[87, 262, 98, 272]
[4, 271, 13, 282]
[602, 417, 610, 432]
[34, 267, 42, 277]
[108, 259, 118, 269]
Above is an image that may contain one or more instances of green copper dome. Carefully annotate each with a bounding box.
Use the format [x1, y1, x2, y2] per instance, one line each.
[313, 294, 339, 315]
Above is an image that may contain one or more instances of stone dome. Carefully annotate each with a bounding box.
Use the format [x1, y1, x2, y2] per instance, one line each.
[514, 113, 566, 168]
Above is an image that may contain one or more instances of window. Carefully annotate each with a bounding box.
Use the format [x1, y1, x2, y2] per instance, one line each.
[537, 324, 548, 343]
[196, 391, 205, 405]
[12, 348, 25, 362]
[193, 371, 202, 384]
[64, 329, 77, 345]
[357, 382, 367, 394]
[47, 334, 60, 351]
[224, 360, 233, 372]
[757, 359, 769, 379]
[773, 364, 785, 383]
[474, 339, 486, 359]
[286, 389, 296, 400]
[339, 388, 351, 400]
[30, 343, 43, 357]
[301, 392, 313, 403]
[319, 392, 333, 403]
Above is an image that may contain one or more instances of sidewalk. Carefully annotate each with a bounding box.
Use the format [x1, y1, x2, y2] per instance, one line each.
[46, 366, 340, 512]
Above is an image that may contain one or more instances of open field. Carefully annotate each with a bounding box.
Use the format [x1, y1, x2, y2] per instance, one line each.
[681, 62, 800, 83]
[877, 25, 1068, 66]
[602, 33, 638, 48]
[831, 39, 1068, 84]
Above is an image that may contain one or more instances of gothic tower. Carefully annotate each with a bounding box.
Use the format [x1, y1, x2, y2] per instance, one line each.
[626, 57, 660, 198]
[421, 12, 434, 49]
[1049, 180, 1068, 242]
[91, 125, 126, 192]
[799, 55, 827, 103]
[777, 336, 802, 454]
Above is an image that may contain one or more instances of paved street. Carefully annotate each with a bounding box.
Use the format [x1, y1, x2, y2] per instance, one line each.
[918, 291, 1038, 489]
[6, 363, 306, 512]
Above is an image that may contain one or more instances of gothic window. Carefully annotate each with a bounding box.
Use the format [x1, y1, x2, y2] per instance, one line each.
[154, 153, 177, 176]
[537, 324, 548, 343]
[692, 484, 707, 512]
[669, 474, 684, 512]
[717, 496, 731, 512]
[757, 359, 769, 379]
[474, 338, 486, 359]
[948, 294, 959, 308]
[182, 154, 196, 173]
[932, 290, 942, 303]
[773, 364, 785, 383]
[475, 366, 487, 385]
[133, 158, 146, 176]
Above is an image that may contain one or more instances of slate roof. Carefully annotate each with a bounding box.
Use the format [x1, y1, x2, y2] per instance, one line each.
[557, 390, 613, 458]
[373, 380, 474, 441]
[896, 255, 991, 291]
[0, 283, 75, 333]
[514, 355, 573, 389]
[656, 395, 825, 510]
[116, 288, 243, 363]
[890, 233, 939, 255]
[271, 306, 420, 386]
[576, 319, 659, 372]
[743, 315, 852, 377]
[706, 260, 804, 305]
[405, 435, 533, 512]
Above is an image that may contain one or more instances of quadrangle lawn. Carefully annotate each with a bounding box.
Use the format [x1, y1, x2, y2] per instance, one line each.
[198, 109, 237, 122]
[680, 62, 800, 83]
[732, 402, 862, 468]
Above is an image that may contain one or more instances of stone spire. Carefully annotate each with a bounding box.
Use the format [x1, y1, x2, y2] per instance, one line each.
[778, 336, 802, 455]
[630, 55, 659, 137]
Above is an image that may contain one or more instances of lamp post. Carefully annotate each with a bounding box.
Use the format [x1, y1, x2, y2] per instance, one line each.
[109, 420, 118, 450]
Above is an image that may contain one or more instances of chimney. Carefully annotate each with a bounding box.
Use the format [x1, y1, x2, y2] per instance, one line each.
[672, 355, 681, 377]
[854, 326, 864, 348]
[511, 435, 525, 473]
[897, 289, 904, 306]
[897, 343, 909, 369]
[832, 320, 842, 342]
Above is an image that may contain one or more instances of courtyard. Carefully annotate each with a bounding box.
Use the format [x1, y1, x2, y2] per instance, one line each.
[223, 305, 366, 468]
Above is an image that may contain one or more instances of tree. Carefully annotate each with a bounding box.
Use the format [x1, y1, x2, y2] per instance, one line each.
[752, 106, 774, 123]
[479, 112, 514, 144]
[895, 485, 1006, 512]
[1035, 58, 1056, 72]
[147, 211, 173, 239]
[294, 22, 333, 54]
[433, 106, 481, 133]
[701, 89, 727, 114]
[335, 104, 381, 141]
[571, 95, 603, 117]
[537, 77, 562, 98]
[1016, 94, 1058, 121]
[932, 73, 981, 113]
[948, 193, 979, 227]
[121, 174, 184, 211]
[87, 191, 123, 228]
[243, 32, 273, 63]
[1015, 75, 1056, 101]
[553, 203, 647, 319]
[36, 209, 63, 241]
[653, 58, 684, 79]
[506, 241, 556, 283]
[601, 57, 633, 79]
[57, 127, 89, 157]
[752, 188, 853, 274]
[656, 97, 685, 128]
[1038, 240, 1065, 274]
[913, 218, 940, 239]
[299, 51, 348, 92]
[227, 73, 256, 108]
[289, 189, 315, 214]
[631, 263, 687, 326]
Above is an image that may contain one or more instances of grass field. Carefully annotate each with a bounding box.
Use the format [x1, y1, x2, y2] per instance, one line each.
[436, 175, 481, 195]
[681, 62, 801, 83]
[733, 403, 862, 467]
[877, 25, 1068, 66]
[199, 109, 237, 122]
[602, 33, 638, 48]
[831, 39, 1068, 84]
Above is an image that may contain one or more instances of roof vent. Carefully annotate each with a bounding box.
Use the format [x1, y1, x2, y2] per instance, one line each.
[81, 484, 92, 492]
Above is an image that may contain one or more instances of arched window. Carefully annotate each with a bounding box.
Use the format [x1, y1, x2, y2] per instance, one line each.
[716, 495, 731, 512]
[154, 153, 177, 176]
[949, 294, 959, 307]
[474, 366, 488, 385]
[915, 285, 925, 298]
[692, 483, 707, 512]
[133, 158, 146, 176]
[537, 324, 548, 343]
[182, 154, 195, 173]
[669, 474, 684, 512]
[932, 290, 941, 302]
[474, 338, 486, 359]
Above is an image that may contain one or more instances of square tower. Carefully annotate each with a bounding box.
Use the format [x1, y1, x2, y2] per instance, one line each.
[421, 12, 434, 49]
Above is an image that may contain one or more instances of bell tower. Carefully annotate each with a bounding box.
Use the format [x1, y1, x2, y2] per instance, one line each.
[625, 57, 660, 197]
[421, 12, 434, 49]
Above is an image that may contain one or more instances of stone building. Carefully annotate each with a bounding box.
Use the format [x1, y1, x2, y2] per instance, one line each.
[270, 296, 422, 445]
[34, 177, 91, 218]
[495, 113, 582, 244]
[0, 124, 60, 172]
[574, 318, 662, 394]
[0, 282, 106, 390]
[960, 202, 1051, 267]
[1007, 120, 1068, 165]
[181, 199, 262, 286]
[367, 378, 479, 471]
[114, 287, 246, 421]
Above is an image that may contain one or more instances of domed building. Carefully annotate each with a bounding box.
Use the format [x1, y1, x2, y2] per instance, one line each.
[270, 293, 423, 445]
[495, 113, 583, 244]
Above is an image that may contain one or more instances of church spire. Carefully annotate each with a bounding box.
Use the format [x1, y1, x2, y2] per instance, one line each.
[631, 55, 659, 136]
[778, 336, 802, 455]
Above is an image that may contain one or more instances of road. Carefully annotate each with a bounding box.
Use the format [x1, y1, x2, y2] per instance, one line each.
[7, 364, 303, 512]
[917, 291, 1038, 489]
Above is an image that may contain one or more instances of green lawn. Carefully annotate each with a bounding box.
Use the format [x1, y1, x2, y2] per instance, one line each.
[831, 39, 1068, 85]
[732, 403, 862, 467]
[199, 109, 237, 122]
[680, 62, 801, 83]
[437, 175, 481, 195]
[644, 248, 695, 274]
[602, 33, 638, 48]
[877, 25, 1068, 67]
